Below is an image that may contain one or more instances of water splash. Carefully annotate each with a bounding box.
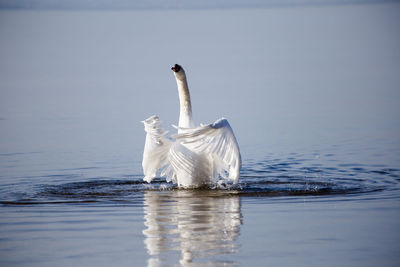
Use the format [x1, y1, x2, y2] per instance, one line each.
[2, 156, 399, 205]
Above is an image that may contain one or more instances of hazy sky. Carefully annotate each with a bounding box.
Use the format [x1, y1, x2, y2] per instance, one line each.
[0, 0, 398, 9]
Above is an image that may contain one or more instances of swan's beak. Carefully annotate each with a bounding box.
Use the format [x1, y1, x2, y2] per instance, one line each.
[171, 64, 181, 72]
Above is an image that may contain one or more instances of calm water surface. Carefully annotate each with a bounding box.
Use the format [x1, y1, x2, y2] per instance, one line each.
[1, 3, 400, 267]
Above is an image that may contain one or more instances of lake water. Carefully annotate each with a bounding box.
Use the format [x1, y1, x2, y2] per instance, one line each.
[1, 2, 400, 266]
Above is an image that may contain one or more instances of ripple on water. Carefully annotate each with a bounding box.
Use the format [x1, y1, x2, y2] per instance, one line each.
[2, 157, 399, 205]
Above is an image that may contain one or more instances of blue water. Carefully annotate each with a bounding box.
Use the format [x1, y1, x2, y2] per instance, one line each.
[1, 3, 400, 266]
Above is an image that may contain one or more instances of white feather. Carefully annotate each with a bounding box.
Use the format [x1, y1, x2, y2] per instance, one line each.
[141, 65, 241, 188]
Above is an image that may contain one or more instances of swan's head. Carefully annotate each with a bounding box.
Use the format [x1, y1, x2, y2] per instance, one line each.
[171, 64, 182, 73]
[171, 64, 186, 80]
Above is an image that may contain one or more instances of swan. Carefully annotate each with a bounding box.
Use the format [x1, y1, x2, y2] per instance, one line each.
[141, 64, 241, 188]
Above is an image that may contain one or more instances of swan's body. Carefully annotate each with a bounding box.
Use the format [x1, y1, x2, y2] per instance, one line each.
[141, 64, 241, 188]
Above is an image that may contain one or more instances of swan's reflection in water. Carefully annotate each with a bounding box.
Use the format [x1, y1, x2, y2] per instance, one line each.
[143, 190, 242, 266]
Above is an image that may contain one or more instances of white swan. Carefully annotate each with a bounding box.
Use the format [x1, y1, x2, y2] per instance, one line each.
[141, 64, 241, 188]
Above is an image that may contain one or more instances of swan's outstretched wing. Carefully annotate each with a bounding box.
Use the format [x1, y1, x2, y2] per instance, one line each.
[142, 115, 207, 185]
[172, 118, 241, 183]
[142, 116, 241, 185]
[141, 115, 172, 183]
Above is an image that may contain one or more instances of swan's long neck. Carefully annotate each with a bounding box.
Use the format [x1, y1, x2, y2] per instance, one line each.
[175, 75, 194, 129]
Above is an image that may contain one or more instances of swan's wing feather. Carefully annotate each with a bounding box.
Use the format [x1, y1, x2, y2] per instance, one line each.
[168, 142, 197, 177]
[142, 115, 172, 183]
[142, 115, 204, 184]
[172, 118, 241, 183]
[143, 116, 241, 184]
